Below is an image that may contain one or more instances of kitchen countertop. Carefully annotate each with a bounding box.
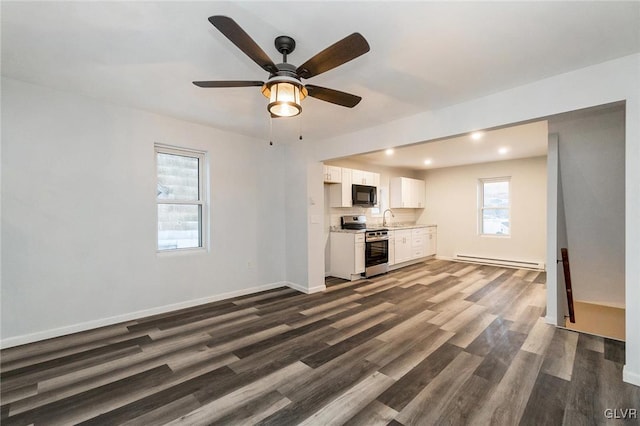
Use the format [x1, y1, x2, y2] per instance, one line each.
[330, 224, 436, 233]
[385, 224, 437, 230]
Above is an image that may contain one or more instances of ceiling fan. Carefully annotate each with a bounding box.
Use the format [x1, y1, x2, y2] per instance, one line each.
[193, 16, 370, 118]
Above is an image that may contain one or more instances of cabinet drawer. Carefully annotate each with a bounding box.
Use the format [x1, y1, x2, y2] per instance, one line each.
[412, 237, 423, 247]
[413, 249, 425, 258]
[354, 234, 365, 243]
[412, 228, 428, 237]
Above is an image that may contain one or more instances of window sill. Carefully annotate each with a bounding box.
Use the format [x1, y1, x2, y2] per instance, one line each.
[156, 247, 208, 256]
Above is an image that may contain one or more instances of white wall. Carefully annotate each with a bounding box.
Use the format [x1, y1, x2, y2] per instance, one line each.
[283, 144, 310, 291]
[549, 107, 626, 307]
[1, 78, 287, 346]
[298, 53, 639, 384]
[418, 157, 547, 265]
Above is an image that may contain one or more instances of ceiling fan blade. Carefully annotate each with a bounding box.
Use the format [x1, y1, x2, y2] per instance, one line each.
[305, 85, 362, 108]
[297, 33, 370, 79]
[208, 16, 278, 74]
[193, 80, 264, 88]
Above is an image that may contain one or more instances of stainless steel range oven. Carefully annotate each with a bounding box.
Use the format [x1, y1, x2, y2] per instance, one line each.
[365, 229, 389, 278]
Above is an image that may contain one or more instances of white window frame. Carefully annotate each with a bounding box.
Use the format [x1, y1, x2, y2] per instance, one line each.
[478, 176, 511, 237]
[155, 144, 207, 253]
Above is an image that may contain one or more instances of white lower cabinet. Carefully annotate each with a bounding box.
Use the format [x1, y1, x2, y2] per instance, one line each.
[330, 232, 365, 280]
[389, 226, 437, 269]
[355, 241, 365, 274]
[394, 230, 413, 264]
[411, 228, 426, 259]
[388, 232, 396, 266]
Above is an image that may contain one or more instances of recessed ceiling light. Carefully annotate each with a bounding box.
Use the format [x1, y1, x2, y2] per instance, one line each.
[498, 147, 509, 155]
[471, 132, 483, 141]
[385, 148, 394, 156]
[424, 159, 432, 165]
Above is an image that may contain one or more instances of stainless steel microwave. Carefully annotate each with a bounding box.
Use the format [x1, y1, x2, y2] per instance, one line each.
[352, 184, 377, 207]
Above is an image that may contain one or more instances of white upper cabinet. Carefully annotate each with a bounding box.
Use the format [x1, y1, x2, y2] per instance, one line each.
[351, 169, 379, 186]
[390, 177, 426, 208]
[413, 179, 426, 208]
[323, 165, 342, 183]
[329, 167, 353, 207]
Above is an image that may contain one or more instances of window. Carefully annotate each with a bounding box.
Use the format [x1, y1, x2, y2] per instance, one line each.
[479, 177, 510, 236]
[156, 145, 206, 251]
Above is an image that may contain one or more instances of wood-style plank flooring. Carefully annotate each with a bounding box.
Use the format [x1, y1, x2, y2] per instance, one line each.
[1, 259, 638, 425]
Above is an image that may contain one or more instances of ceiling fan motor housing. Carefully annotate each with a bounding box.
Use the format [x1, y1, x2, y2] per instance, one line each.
[262, 62, 307, 98]
[274, 35, 296, 56]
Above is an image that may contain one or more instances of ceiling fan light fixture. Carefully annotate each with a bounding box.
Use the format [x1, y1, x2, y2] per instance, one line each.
[269, 82, 301, 117]
[262, 77, 308, 118]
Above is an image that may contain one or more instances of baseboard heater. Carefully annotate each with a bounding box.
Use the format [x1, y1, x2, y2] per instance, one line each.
[454, 254, 545, 270]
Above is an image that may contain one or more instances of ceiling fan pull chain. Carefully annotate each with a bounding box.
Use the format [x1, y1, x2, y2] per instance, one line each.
[269, 115, 274, 146]
[299, 115, 303, 141]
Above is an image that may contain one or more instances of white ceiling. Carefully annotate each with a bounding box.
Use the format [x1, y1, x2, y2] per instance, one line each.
[2, 1, 639, 143]
[345, 120, 549, 170]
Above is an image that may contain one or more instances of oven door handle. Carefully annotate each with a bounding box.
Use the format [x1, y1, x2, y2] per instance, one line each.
[366, 237, 389, 242]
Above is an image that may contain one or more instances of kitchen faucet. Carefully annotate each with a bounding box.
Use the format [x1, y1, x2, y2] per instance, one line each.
[382, 209, 395, 227]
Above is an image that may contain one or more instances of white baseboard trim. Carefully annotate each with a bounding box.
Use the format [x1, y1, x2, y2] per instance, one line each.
[0, 281, 288, 349]
[286, 281, 327, 294]
[544, 315, 558, 326]
[623, 365, 640, 387]
[436, 255, 545, 271]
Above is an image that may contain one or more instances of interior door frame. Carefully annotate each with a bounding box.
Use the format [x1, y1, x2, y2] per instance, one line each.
[546, 133, 564, 326]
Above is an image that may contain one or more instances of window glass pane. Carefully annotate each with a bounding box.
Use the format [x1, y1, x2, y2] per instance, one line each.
[483, 208, 510, 235]
[483, 181, 509, 207]
[157, 204, 201, 250]
[157, 153, 199, 201]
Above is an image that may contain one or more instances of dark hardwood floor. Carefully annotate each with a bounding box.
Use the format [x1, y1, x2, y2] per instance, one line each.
[1, 259, 638, 425]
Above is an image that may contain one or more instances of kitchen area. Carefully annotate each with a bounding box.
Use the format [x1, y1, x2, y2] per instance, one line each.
[324, 163, 437, 281]
[322, 121, 551, 285]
